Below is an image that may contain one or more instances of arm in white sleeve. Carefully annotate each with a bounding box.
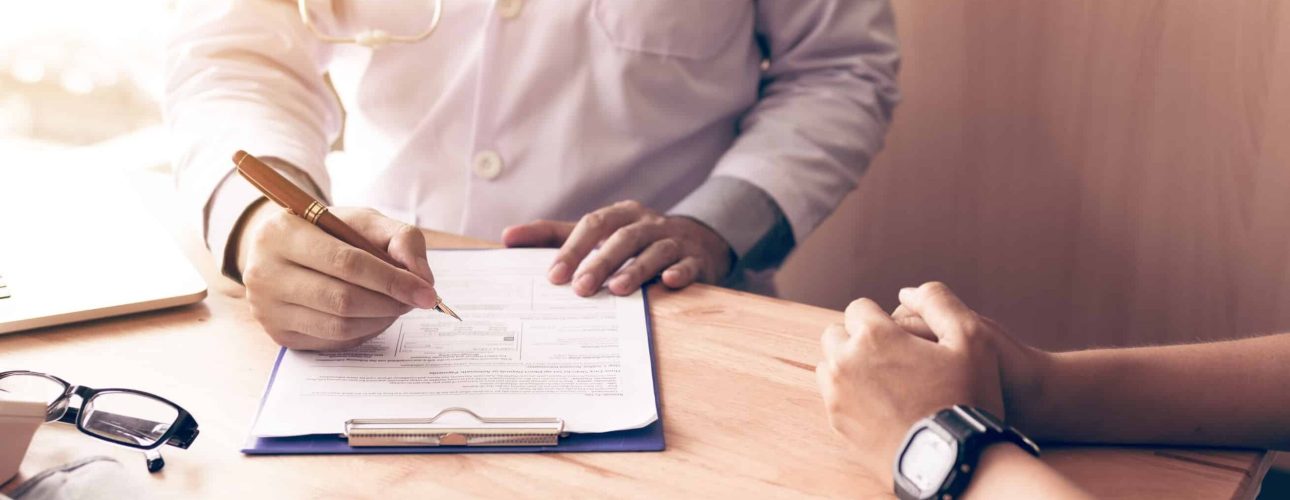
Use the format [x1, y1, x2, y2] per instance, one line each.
[685, 0, 900, 255]
[164, 0, 340, 277]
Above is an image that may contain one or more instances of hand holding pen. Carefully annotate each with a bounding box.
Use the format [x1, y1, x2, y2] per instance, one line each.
[229, 151, 459, 351]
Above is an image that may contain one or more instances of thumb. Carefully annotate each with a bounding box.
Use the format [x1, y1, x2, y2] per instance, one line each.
[336, 208, 435, 285]
[897, 282, 975, 346]
[386, 222, 434, 285]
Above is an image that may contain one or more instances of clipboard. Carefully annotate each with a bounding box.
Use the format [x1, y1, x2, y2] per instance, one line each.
[241, 287, 664, 455]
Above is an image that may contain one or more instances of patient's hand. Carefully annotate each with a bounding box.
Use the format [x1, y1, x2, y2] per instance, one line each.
[815, 283, 1012, 484]
[501, 200, 732, 297]
[236, 205, 440, 350]
[889, 285, 1052, 429]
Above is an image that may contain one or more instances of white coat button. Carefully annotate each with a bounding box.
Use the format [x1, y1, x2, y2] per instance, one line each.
[497, 0, 523, 19]
[473, 150, 504, 180]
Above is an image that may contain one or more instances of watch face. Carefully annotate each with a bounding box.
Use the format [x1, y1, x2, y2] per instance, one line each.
[899, 427, 958, 495]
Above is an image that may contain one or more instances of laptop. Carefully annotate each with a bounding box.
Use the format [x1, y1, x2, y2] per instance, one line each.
[0, 165, 207, 335]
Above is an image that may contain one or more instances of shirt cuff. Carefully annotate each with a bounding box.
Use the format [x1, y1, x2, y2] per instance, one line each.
[668, 176, 796, 279]
[205, 158, 324, 283]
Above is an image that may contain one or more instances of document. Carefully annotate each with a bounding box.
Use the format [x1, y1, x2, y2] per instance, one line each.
[250, 248, 659, 437]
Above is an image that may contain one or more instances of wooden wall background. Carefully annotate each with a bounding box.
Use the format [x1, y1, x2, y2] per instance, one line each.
[776, 0, 1290, 351]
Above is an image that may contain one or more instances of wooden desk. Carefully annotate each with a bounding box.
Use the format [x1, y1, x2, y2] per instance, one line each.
[0, 171, 1271, 499]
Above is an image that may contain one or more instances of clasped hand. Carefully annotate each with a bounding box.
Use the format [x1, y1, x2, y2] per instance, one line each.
[816, 282, 1051, 485]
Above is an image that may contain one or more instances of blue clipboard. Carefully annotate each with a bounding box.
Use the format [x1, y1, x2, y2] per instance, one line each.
[241, 286, 664, 455]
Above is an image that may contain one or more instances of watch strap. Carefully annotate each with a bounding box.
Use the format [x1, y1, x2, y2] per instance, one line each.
[955, 405, 1040, 458]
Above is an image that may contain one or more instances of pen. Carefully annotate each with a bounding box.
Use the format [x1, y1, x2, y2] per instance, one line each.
[231, 150, 461, 321]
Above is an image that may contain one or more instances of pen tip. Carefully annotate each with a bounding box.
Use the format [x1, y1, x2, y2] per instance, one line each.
[436, 300, 462, 322]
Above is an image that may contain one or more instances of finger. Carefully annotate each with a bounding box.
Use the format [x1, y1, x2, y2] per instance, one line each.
[892, 315, 938, 342]
[257, 263, 413, 318]
[337, 208, 434, 285]
[844, 298, 905, 344]
[820, 323, 849, 361]
[276, 218, 439, 309]
[273, 301, 397, 342]
[502, 220, 576, 248]
[607, 238, 682, 295]
[661, 256, 703, 288]
[890, 304, 937, 341]
[388, 222, 434, 285]
[575, 220, 664, 296]
[898, 282, 976, 346]
[551, 201, 647, 285]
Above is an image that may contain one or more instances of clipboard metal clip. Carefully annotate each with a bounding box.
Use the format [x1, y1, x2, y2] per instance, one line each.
[344, 407, 565, 447]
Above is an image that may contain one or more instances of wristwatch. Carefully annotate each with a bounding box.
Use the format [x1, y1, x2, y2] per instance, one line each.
[893, 405, 1040, 500]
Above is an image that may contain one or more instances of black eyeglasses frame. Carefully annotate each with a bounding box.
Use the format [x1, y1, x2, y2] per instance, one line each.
[0, 370, 199, 451]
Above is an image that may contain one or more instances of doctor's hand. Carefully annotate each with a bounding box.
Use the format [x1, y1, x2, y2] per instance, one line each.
[234, 204, 440, 351]
[816, 283, 1011, 484]
[501, 200, 733, 296]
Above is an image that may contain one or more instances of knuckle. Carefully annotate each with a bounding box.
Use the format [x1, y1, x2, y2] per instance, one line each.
[851, 322, 881, 345]
[957, 317, 989, 345]
[248, 225, 270, 249]
[326, 287, 358, 315]
[384, 271, 406, 298]
[396, 224, 420, 239]
[330, 248, 362, 275]
[616, 199, 643, 211]
[617, 225, 646, 244]
[242, 262, 266, 286]
[920, 281, 951, 296]
[580, 212, 606, 231]
[655, 238, 681, 257]
[266, 209, 292, 227]
[863, 313, 892, 333]
[846, 298, 876, 316]
[251, 216, 284, 247]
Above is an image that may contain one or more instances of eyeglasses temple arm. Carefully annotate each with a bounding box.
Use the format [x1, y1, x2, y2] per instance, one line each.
[166, 414, 200, 449]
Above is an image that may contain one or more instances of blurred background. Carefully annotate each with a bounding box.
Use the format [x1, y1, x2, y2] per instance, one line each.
[0, 1, 169, 166]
